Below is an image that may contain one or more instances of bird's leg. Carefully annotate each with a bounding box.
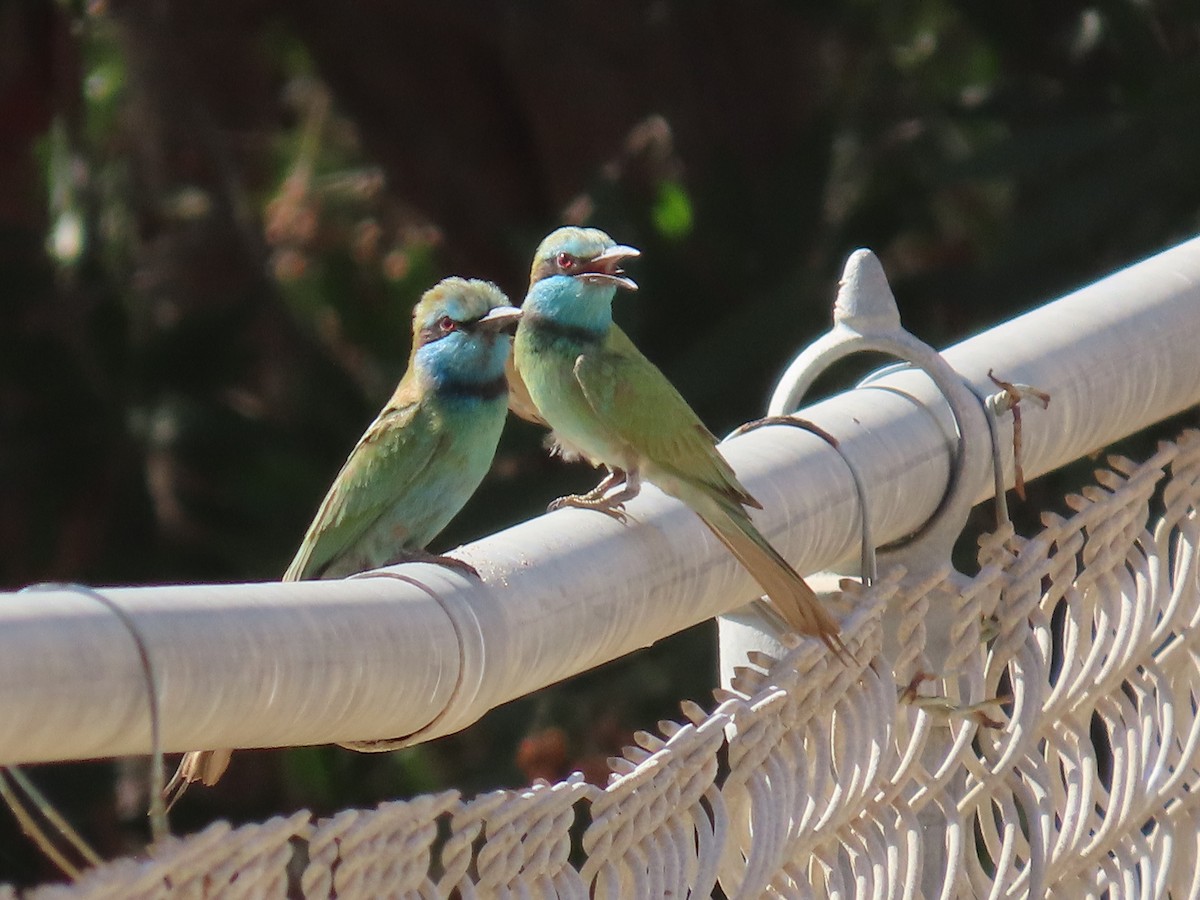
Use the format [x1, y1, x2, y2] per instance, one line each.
[379, 547, 480, 579]
[548, 469, 641, 522]
[547, 467, 635, 522]
[590, 467, 627, 499]
[598, 467, 641, 505]
[548, 467, 622, 507]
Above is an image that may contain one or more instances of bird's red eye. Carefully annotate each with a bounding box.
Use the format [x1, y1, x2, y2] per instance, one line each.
[438, 315, 455, 332]
[556, 252, 576, 271]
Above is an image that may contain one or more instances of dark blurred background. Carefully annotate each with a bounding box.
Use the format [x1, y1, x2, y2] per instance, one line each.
[2, 0, 1199, 885]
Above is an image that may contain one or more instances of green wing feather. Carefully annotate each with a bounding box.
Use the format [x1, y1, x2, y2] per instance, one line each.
[571, 326, 758, 509]
[283, 381, 445, 581]
[568, 325, 842, 650]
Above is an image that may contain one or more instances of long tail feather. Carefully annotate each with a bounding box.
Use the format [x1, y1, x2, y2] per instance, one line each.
[164, 748, 232, 811]
[697, 499, 846, 657]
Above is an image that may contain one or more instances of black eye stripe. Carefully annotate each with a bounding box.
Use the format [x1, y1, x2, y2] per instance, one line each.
[419, 312, 494, 345]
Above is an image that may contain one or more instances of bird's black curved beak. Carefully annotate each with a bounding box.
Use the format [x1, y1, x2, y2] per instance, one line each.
[578, 245, 640, 291]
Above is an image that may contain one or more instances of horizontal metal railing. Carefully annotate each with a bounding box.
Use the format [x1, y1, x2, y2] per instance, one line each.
[1, 237, 1198, 766]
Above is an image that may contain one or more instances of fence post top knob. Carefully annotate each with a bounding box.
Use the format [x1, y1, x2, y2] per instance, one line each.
[834, 249, 902, 332]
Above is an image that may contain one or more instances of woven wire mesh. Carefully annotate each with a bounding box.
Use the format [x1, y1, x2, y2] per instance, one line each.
[10, 429, 1200, 899]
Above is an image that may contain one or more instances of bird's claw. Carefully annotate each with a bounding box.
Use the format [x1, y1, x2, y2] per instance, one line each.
[547, 494, 628, 523]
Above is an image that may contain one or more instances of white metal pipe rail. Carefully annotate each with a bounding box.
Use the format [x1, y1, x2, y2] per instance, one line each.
[2, 238, 1198, 767]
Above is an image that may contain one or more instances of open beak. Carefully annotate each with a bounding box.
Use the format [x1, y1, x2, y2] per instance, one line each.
[475, 305, 523, 335]
[577, 244, 640, 291]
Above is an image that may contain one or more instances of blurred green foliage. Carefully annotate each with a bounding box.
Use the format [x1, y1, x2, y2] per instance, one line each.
[1, 0, 1199, 885]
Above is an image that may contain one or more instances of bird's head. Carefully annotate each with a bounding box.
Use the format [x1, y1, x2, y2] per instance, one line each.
[529, 226, 640, 292]
[524, 227, 639, 334]
[410, 278, 521, 389]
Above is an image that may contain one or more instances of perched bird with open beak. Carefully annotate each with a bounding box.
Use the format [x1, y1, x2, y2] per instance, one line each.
[512, 226, 842, 652]
[166, 277, 522, 808]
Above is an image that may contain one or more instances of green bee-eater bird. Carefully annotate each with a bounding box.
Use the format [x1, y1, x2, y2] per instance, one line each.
[512, 227, 842, 651]
[165, 277, 522, 808]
